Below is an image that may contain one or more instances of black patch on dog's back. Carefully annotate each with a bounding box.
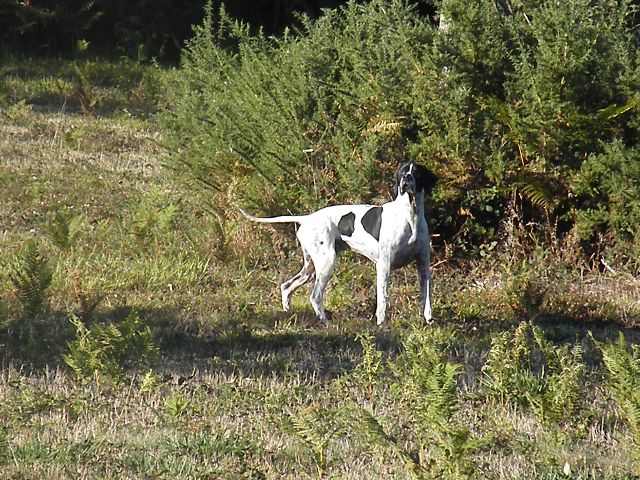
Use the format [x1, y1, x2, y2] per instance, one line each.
[338, 212, 355, 236]
[361, 207, 382, 241]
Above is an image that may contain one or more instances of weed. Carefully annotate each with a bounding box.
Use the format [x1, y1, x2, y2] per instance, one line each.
[600, 332, 640, 468]
[482, 321, 585, 426]
[72, 63, 99, 116]
[352, 330, 386, 401]
[130, 194, 179, 242]
[63, 311, 158, 384]
[339, 404, 421, 477]
[0, 427, 12, 465]
[2, 241, 57, 362]
[164, 391, 191, 419]
[8, 241, 53, 320]
[2, 99, 32, 124]
[137, 369, 162, 395]
[284, 404, 347, 478]
[47, 211, 84, 251]
[392, 326, 483, 479]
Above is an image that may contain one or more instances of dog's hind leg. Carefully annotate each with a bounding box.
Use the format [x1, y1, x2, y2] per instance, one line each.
[309, 254, 336, 324]
[295, 223, 338, 324]
[280, 250, 315, 311]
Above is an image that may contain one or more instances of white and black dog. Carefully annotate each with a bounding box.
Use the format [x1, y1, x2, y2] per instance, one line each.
[240, 162, 437, 325]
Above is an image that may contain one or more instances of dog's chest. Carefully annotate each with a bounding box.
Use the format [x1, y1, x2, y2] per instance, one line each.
[387, 223, 423, 268]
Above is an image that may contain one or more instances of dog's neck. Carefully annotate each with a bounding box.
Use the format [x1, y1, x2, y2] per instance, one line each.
[395, 188, 424, 212]
[395, 189, 425, 242]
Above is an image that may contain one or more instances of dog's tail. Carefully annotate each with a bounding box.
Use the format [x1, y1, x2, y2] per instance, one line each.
[238, 208, 306, 224]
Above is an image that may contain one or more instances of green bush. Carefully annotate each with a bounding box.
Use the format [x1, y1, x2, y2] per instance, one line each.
[413, 0, 640, 253]
[572, 140, 640, 265]
[161, 0, 432, 213]
[162, 0, 640, 260]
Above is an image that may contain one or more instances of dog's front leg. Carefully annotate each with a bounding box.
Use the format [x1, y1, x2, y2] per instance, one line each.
[418, 260, 432, 323]
[375, 260, 391, 325]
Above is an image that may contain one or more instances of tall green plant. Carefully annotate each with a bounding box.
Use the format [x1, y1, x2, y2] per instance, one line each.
[481, 321, 584, 426]
[416, 0, 640, 252]
[600, 332, 640, 467]
[2, 241, 55, 361]
[63, 311, 158, 385]
[392, 327, 482, 479]
[162, 0, 432, 213]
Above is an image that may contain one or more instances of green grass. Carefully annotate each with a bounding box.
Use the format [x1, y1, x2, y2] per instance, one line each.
[1, 55, 640, 479]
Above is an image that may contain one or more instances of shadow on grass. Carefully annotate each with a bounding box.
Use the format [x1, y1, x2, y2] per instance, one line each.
[149, 308, 393, 379]
[93, 300, 640, 375]
[4, 300, 639, 380]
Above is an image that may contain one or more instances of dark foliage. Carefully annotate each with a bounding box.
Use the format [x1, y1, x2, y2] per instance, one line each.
[0, 0, 355, 62]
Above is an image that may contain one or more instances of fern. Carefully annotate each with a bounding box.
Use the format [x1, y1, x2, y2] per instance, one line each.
[1, 241, 59, 362]
[9, 241, 53, 320]
[131, 203, 158, 239]
[131, 199, 178, 241]
[517, 179, 556, 211]
[284, 404, 347, 479]
[353, 330, 386, 401]
[341, 405, 424, 478]
[481, 321, 585, 426]
[63, 311, 158, 385]
[72, 62, 99, 115]
[600, 332, 640, 465]
[48, 211, 84, 250]
[392, 327, 482, 478]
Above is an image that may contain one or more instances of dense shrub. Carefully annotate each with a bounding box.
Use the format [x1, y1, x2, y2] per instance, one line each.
[162, 1, 433, 213]
[572, 141, 640, 263]
[162, 0, 640, 263]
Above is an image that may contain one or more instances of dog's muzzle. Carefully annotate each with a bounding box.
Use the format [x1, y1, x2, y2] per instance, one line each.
[400, 174, 416, 195]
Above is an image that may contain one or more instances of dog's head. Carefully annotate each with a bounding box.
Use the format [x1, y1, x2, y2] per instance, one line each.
[395, 162, 437, 199]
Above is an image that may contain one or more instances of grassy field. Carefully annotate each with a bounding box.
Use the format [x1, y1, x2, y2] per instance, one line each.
[1, 56, 640, 479]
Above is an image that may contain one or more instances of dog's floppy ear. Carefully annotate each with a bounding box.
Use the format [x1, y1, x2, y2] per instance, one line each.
[415, 164, 437, 195]
[396, 162, 438, 195]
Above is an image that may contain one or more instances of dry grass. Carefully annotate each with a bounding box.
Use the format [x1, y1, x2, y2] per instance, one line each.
[0, 357, 636, 479]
